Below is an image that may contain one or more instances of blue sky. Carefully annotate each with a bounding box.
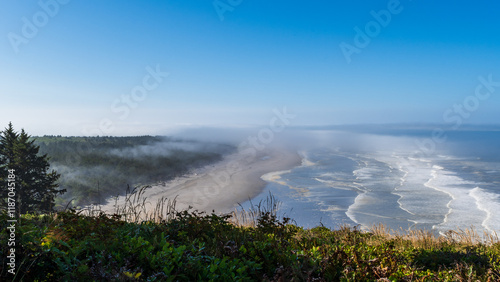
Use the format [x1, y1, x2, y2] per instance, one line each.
[1, 0, 499, 135]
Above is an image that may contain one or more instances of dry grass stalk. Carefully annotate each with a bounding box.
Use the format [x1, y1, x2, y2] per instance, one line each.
[370, 223, 500, 247]
[78, 188, 500, 248]
[230, 192, 282, 227]
[75, 185, 178, 224]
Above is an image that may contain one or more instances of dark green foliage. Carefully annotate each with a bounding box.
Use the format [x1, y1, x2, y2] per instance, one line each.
[413, 248, 490, 272]
[0, 123, 64, 214]
[1, 210, 500, 281]
[33, 135, 233, 207]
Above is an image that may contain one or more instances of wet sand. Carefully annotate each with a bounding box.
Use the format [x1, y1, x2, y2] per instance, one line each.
[100, 147, 301, 215]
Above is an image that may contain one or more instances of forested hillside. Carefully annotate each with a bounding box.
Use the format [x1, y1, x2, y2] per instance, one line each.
[34, 136, 234, 208]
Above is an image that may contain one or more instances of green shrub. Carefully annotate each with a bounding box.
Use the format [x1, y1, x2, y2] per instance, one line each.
[2, 210, 500, 281]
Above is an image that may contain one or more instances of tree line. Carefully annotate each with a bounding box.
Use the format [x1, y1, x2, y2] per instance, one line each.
[0, 123, 234, 213]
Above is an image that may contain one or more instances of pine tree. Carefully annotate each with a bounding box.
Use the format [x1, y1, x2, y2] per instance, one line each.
[0, 122, 18, 166]
[0, 123, 17, 210]
[0, 123, 65, 214]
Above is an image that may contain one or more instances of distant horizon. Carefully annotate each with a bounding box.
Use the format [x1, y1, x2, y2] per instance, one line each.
[13, 122, 500, 138]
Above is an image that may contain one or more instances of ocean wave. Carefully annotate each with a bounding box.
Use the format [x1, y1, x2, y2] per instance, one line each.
[345, 192, 368, 226]
[469, 187, 500, 234]
[313, 177, 361, 191]
[425, 166, 490, 234]
[261, 170, 291, 183]
[258, 147, 499, 233]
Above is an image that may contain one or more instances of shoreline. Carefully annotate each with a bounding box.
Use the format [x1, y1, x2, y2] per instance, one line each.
[100, 147, 302, 215]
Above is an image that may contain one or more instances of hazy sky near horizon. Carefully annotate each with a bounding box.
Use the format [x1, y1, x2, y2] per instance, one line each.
[1, 1, 499, 135]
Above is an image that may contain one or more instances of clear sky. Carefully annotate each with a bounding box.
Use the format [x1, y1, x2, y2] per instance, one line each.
[1, 0, 499, 136]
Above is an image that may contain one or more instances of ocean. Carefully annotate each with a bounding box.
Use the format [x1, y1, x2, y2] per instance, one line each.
[240, 126, 500, 235]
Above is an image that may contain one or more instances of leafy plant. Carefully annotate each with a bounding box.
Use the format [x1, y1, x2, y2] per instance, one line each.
[2, 195, 500, 281]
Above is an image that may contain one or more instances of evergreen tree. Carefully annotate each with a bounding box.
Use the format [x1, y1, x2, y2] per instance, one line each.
[0, 123, 17, 211]
[0, 122, 17, 166]
[0, 123, 65, 214]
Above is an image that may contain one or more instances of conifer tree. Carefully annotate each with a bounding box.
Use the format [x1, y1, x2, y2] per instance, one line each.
[0, 123, 65, 214]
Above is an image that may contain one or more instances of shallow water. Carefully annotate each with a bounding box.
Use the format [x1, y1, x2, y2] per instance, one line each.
[241, 128, 500, 235]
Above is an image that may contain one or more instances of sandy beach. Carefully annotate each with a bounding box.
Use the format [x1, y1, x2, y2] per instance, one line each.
[99, 147, 301, 216]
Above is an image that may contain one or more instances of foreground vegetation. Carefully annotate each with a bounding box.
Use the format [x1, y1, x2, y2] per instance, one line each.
[2, 126, 500, 280]
[1, 197, 499, 281]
